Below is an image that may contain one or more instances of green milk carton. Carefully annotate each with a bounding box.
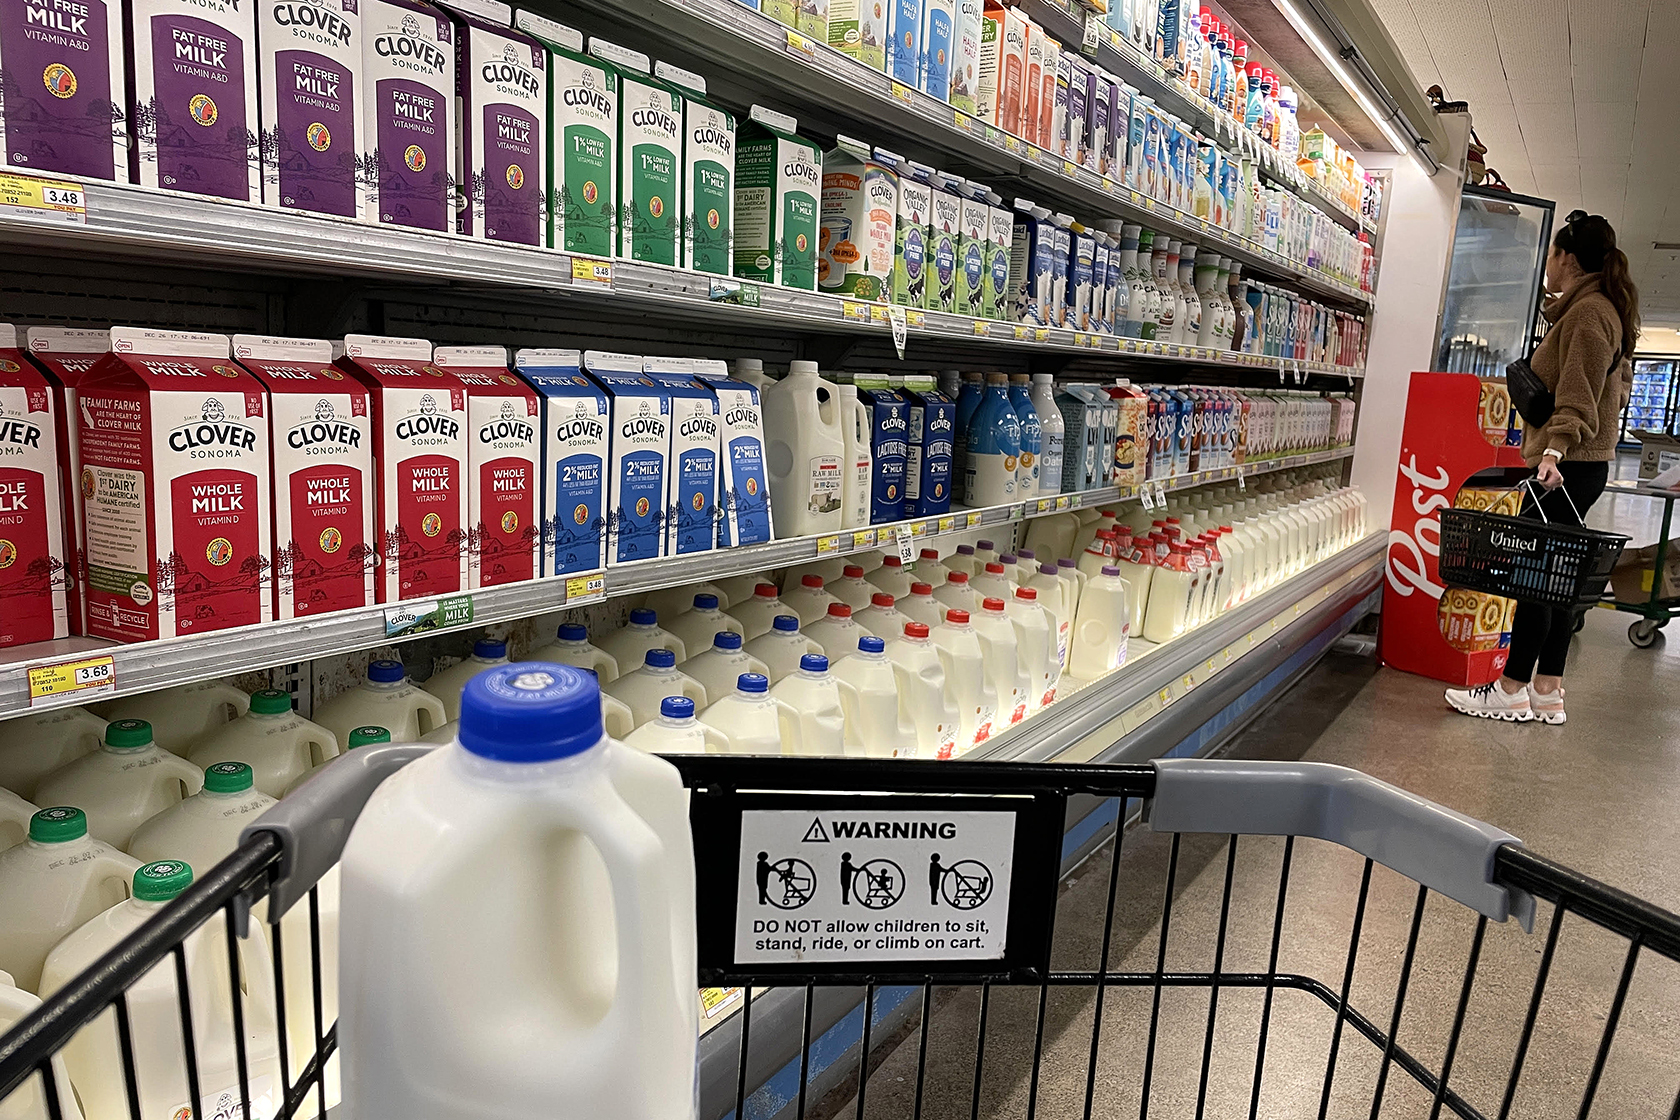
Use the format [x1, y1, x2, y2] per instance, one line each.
[955, 179, 991, 318]
[589, 38, 681, 266]
[873, 147, 929, 307]
[734, 106, 822, 290]
[514, 12, 615, 256]
[654, 62, 735, 277]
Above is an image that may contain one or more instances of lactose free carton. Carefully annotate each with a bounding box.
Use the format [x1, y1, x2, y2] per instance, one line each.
[0, 325, 69, 647]
[360, 0, 457, 232]
[513, 348, 608, 576]
[259, 0, 362, 216]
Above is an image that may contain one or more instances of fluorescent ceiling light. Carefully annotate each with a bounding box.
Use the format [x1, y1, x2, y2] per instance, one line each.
[1271, 0, 1410, 156]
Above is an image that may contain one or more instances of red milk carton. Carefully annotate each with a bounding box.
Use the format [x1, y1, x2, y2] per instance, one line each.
[432, 345, 541, 589]
[78, 327, 273, 642]
[334, 335, 469, 602]
[0, 325, 70, 648]
[234, 334, 376, 619]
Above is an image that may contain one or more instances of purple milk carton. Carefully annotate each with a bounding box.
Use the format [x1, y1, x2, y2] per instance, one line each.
[361, 0, 456, 230]
[1, 0, 126, 180]
[439, 0, 545, 245]
[259, 0, 362, 216]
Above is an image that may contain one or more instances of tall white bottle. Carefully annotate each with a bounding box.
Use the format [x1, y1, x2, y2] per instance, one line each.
[524, 623, 621, 683]
[0, 808, 138, 993]
[885, 623, 960, 759]
[839, 383, 873, 529]
[422, 639, 511, 720]
[929, 611, 998, 752]
[761, 360, 845, 536]
[682, 632, 772, 707]
[1005, 588, 1057, 714]
[699, 674, 791, 755]
[768, 656, 848, 756]
[1030, 373, 1065, 496]
[1066, 565, 1131, 681]
[828, 637, 919, 758]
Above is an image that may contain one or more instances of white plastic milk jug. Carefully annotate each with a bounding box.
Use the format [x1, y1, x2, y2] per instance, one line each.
[188, 688, 340, 799]
[856, 592, 909, 640]
[286, 725, 391, 797]
[525, 623, 621, 683]
[780, 574, 840, 626]
[313, 661, 448, 745]
[34, 721, 204, 849]
[914, 548, 951, 588]
[1067, 566, 1131, 682]
[767, 655, 847, 756]
[699, 674, 792, 755]
[128, 762, 276, 868]
[931, 571, 977, 619]
[930, 611, 998, 752]
[102, 679, 251, 754]
[604, 649, 708, 729]
[761, 360, 845, 536]
[0, 970, 83, 1120]
[828, 637, 918, 758]
[0, 707, 106, 800]
[970, 562, 1012, 603]
[744, 616, 824, 683]
[886, 623, 959, 759]
[1027, 563, 1071, 668]
[715, 571, 774, 609]
[600, 608, 687, 676]
[897, 583, 946, 630]
[0, 808, 138, 993]
[624, 697, 729, 754]
[682, 632, 772, 707]
[826, 564, 877, 610]
[663, 594, 746, 662]
[973, 597, 1029, 727]
[423, 639, 511, 720]
[1007, 587, 1059, 713]
[0, 788, 35, 854]
[644, 580, 729, 618]
[944, 544, 977, 579]
[727, 583, 793, 641]
[866, 555, 914, 599]
[839, 382, 873, 530]
[803, 603, 874, 663]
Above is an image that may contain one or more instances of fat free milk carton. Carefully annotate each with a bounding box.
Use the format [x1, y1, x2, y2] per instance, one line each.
[657, 62, 734, 277]
[734, 106, 821, 291]
[444, 0, 546, 246]
[233, 334, 374, 620]
[513, 348, 608, 576]
[643, 357, 717, 558]
[335, 334, 470, 603]
[692, 358, 772, 546]
[434, 345, 541, 588]
[361, 0, 457, 231]
[259, 0, 362, 216]
[592, 39, 681, 266]
[874, 147, 927, 307]
[819, 136, 897, 301]
[78, 328, 273, 641]
[1, 0, 126, 180]
[828, 0, 886, 72]
[587, 350, 668, 565]
[128, 0, 260, 199]
[0, 325, 69, 647]
[955, 181, 989, 318]
[513, 13, 613, 255]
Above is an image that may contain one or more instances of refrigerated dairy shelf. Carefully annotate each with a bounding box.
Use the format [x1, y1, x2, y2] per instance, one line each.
[0, 447, 1353, 718]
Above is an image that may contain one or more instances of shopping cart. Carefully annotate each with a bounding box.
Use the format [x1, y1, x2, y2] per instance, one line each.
[3, 749, 1679, 1120]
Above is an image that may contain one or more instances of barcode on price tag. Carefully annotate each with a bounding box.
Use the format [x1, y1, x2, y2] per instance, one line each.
[0, 173, 87, 225]
[564, 571, 606, 605]
[28, 655, 116, 706]
[1140, 486, 1156, 510]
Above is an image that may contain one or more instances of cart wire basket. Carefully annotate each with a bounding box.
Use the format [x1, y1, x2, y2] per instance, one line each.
[3, 750, 1679, 1120]
[1438, 481, 1628, 608]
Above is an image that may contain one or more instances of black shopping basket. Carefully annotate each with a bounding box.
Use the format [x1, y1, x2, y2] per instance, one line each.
[1439, 480, 1628, 607]
[5, 750, 1680, 1120]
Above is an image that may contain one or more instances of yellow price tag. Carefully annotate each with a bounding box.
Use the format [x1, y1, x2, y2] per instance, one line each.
[966, 512, 983, 528]
[564, 571, 606, 604]
[890, 81, 916, 105]
[871, 304, 891, 323]
[0, 172, 87, 224]
[973, 319, 988, 336]
[1063, 160, 1079, 177]
[785, 28, 815, 57]
[817, 534, 841, 555]
[570, 256, 612, 284]
[1003, 134, 1021, 152]
[853, 529, 877, 549]
[1034, 327, 1049, 342]
[701, 987, 744, 1018]
[1142, 196, 1155, 210]
[938, 516, 955, 532]
[28, 654, 115, 706]
[1012, 324, 1031, 340]
[1037, 498, 1052, 512]
[909, 521, 929, 537]
[841, 301, 869, 322]
[1056, 496, 1070, 510]
[905, 309, 925, 326]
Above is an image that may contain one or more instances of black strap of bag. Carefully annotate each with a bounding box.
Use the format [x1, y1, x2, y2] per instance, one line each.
[1505, 346, 1620, 428]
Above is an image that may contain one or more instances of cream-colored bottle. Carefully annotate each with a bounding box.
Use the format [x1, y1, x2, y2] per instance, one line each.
[187, 689, 339, 799]
[623, 697, 730, 754]
[34, 721, 204, 849]
[0, 707, 107, 800]
[698, 674, 793, 755]
[885, 623, 960, 759]
[604, 649, 708, 729]
[101, 679, 251, 755]
[743, 616, 825, 683]
[524, 623, 620, 682]
[599, 608, 687, 677]
[0, 807, 138, 993]
[663, 594, 746, 662]
[128, 762, 275, 876]
[422, 639, 511, 720]
[681, 632, 772, 707]
[767, 655, 847, 756]
[312, 661, 448, 745]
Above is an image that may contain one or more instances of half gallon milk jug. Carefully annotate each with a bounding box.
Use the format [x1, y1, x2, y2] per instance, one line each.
[0, 971, 83, 1120]
[971, 561, 1012, 603]
[0, 788, 35, 854]
[768, 655, 847, 756]
[102, 679, 251, 754]
[128, 762, 276, 868]
[34, 721, 204, 849]
[728, 583, 792, 640]
[0, 707, 106, 800]
[644, 580, 729, 618]
[314, 661, 448, 745]
[932, 571, 977, 619]
[898, 583, 946, 630]
[188, 688, 339, 798]
[605, 649, 708, 728]
[600, 608, 688, 676]
[1007, 587, 1059, 712]
[829, 637, 917, 758]
[1067, 566, 1130, 681]
[423, 639, 511, 720]
[974, 597, 1029, 726]
[744, 616, 825, 683]
[914, 548, 951, 588]
[803, 603, 874, 663]
[699, 674, 791, 754]
[602, 693, 636, 740]
[664, 594, 746, 662]
[526, 623, 621, 683]
[827, 564, 877, 610]
[1027, 563, 1071, 668]
[682, 632, 772, 707]
[886, 623, 959, 759]
[866, 555, 914, 599]
[780, 574, 841, 625]
[40, 861, 281, 1120]
[286, 726, 391, 797]
[1057, 558, 1086, 620]
[930, 611, 997, 752]
[761, 360, 844, 536]
[857, 592, 910, 639]
[625, 697, 729, 754]
[944, 543, 977, 579]
[339, 664, 698, 1120]
[839, 382, 873, 529]
[1143, 542, 1197, 644]
[0, 808, 138, 993]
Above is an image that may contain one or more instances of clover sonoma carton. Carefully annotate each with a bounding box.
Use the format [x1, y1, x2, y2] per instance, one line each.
[258, 0, 362, 216]
[434, 345, 541, 588]
[511, 12, 614, 255]
[643, 357, 717, 557]
[693, 358, 772, 546]
[875, 147, 929, 307]
[445, 0, 546, 246]
[591, 39, 680, 266]
[0, 325, 69, 647]
[919, 0, 954, 101]
[232, 334, 374, 619]
[819, 136, 897, 301]
[885, 0, 921, 85]
[657, 62, 734, 276]
[512, 348, 608, 576]
[0, 0, 126, 180]
[828, 0, 886, 71]
[587, 350, 669, 565]
[78, 328, 272, 641]
[360, 0, 455, 230]
[128, 0, 259, 199]
[734, 105, 820, 290]
[335, 334, 469, 602]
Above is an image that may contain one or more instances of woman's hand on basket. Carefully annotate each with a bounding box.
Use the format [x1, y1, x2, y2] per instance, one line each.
[1536, 456, 1565, 490]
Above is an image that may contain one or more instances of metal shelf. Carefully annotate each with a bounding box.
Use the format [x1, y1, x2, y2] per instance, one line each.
[0, 447, 1353, 719]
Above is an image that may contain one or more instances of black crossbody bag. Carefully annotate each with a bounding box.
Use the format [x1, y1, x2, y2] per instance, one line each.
[1505, 347, 1620, 428]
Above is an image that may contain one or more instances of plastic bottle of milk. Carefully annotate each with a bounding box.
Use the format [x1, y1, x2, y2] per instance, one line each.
[0, 788, 35, 854]
[102, 679, 252, 755]
[827, 564, 877, 610]
[1077, 529, 1115, 578]
[972, 598, 1028, 727]
[898, 583, 947, 630]
[744, 616, 825, 683]
[829, 637, 918, 758]
[34, 721, 204, 849]
[128, 759, 274, 867]
[1114, 535, 1156, 638]
[644, 580, 729, 618]
[624, 697, 728, 755]
[857, 592, 910, 640]
[839, 382, 873, 530]
[781, 574, 841, 625]
[1008, 374, 1043, 497]
[1027, 563, 1072, 668]
[768, 655, 848, 756]
[932, 570, 977, 619]
[0, 808, 139, 993]
[885, 622, 960, 759]
[601, 692, 635, 740]
[1143, 542, 1197, 643]
[526, 623, 621, 682]
[422, 640, 511, 720]
[41, 861, 281, 1120]
[1056, 558, 1086, 618]
[762, 360, 846, 536]
[1005, 588, 1057, 714]
[803, 603, 875, 663]
[314, 660, 449, 745]
[716, 571, 774, 609]
[681, 632, 771, 707]
[728, 583, 793, 640]
[0, 971, 83, 1119]
[973, 538, 999, 567]
[966, 373, 1023, 505]
[664, 594, 746, 662]
[699, 674, 790, 754]
[867, 554, 915, 599]
[971, 561, 1012, 603]
[1030, 373, 1065, 496]
[286, 725, 390, 797]
[0, 707, 106, 800]
[605, 649, 708, 728]
[930, 611, 998, 752]
[943, 544, 978, 579]
[1067, 566, 1131, 681]
[600, 608, 687, 676]
[187, 688, 339, 798]
[915, 548, 951, 587]
[1024, 512, 1078, 565]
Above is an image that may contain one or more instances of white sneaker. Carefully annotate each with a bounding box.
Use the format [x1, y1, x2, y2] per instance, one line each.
[1445, 682, 1533, 722]
[1527, 685, 1566, 725]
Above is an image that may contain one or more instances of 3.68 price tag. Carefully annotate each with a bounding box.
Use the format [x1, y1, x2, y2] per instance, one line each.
[28, 654, 115, 706]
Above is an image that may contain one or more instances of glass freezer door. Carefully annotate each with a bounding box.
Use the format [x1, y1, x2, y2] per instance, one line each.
[1436, 186, 1555, 374]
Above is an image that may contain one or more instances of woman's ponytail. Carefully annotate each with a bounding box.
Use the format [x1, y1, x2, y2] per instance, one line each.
[1556, 210, 1641, 354]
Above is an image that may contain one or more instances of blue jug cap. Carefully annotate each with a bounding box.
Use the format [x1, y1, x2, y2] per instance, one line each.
[459, 663, 603, 762]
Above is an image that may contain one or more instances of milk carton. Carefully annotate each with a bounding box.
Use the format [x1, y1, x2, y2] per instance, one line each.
[984, 192, 1011, 320]
[232, 334, 374, 620]
[593, 39, 680, 266]
[643, 357, 717, 557]
[23, 327, 107, 634]
[692, 359, 772, 547]
[875, 147, 929, 307]
[335, 334, 470, 602]
[924, 167, 961, 312]
[1056, 383, 1100, 490]
[1048, 212, 1072, 326]
[128, 0, 259, 199]
[919, 0, 955, 101]
[951, 0, 983, 115]
[0, 326, 69, 647]
[513, 13, 615, 255]
[955, 181, 990, 318]
[885, 0, 922, 86]
[78, 328, 272, 641]
[513, 349, 607, 575]
[901, 374, 954, 517]
[1069, 221, 1095, 330]
[986, 4, 1027, 135]
[433, 345, 541, 588]
[734, 106, 821, 290]
[258, 0, 361, 216]
[587, 350, 668, 565]
[854, 374, 909, 523]
[829, 0, 887, 71]
[656, 62, 734, 276]
[820, 136, 897, 301]
[1021, 18, 1044, 145]
[361, 0, 457, 231]
[444, 0, 546, 246]
[1008, 200, 1053, 323]
[0, 0, 126, 180]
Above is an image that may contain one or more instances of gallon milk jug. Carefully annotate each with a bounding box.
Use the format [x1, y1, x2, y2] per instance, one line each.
[0, 788, 36, 854]
[314, 661, 449, 745]
[1007, 587, 1060, 711]
[699, 674, 791, 755]
[0, 971, 83, 1120]
[1114, 536, 1156, 637]
[1143, 542, 1197, 644]
[602, 692, 636, 740]
[423, 639, 511, 720]
[898, 583, 946, 630]
[40, 861, 281, 1120]
[780, 574, 841, 625]
[932, 571, 977, 619]
[885, 623, 959, 759]
[644, 580, 729, 618]
[600, 608, 687, 676]
[971, 561, 1012, 603]
[664, 594, 745, 662]
[715, 571, 774, 609]
[1057, 558, 1086, 620]
[0, 707, 106, 800]
[973, 598, 1030, 727]
[525, 623, 621, 682]
[866, 554, 914, 599]
[728, 583, 793, 640]
[914, 548, 951, 587]
[803, 603, 874, 663]
[0, 808, 138, 993]
[828, 637, 917, 758]
[973, 539, 998, 567]
[128, 761, 276, 869]
[624, 697, 729, 754]
[783, 556, 851, 587]
[35, 721, 204, 849]
[1067, 566, 1131, 681]
[605, 649, 708, 728]
[856, 592, 910, 640]
[744, 615, 824, 683]
[930, 611, 997, 752]
[839, 382, 873, 530]
[682, 632, 771, 707]
[102, 679, 251, 755]
[944, 543, 977, 578]
[286, 726, 390, 797]
[339, 664, 698, 1120]
[767, 655, 847, 756]
[188, 688, 340, 798]
[761, 360, 845, 536]
[827, 564, 877, 610]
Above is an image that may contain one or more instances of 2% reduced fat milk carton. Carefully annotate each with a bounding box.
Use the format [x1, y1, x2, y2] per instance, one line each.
[692, 359, 773, 547]
[0, 325, 70, 648]
[514, 349, 609, 576]
[586, 350, 669, 566]
[643, 357, 718, 559]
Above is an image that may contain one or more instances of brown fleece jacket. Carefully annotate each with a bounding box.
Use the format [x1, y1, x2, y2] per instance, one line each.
[1522, 274, 1626, 464]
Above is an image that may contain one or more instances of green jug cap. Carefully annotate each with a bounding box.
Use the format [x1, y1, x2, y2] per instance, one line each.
[29, 807, 87, 844]
[133, 861, 193, 902]
[347, 726, 391, 748]
[203, 761, 254, 794]
[250, 689, 292, 715]
[104, 720, 152, 749]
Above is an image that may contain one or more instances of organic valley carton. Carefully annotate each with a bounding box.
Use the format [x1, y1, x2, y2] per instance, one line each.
[819, 136, 897, 301]
[656, 62, 734, 277]
[78, 328, 273, 641]
[692, 359, 772, 546]
[335, 334, 470, 602]
[258, 0, 362, 216]
[128, 0, 260, 199]
[434, 345, 541, 588]
[586, 350, 668, 565]
[874, 147, 928, 307]
[361, 0, 457, 231]
[511, 14, 613, 254]
[443, 0, 546, 246]
[955, 181, 989, 318]
[512, 348, 608, 576]
[591, 39, 680, 266]
[0, 325, 69, 647]
[923, 167, 961, 313]
[734, 106, 820, 291]
[828, 0, 886, 72]
[643, 357, 717, 558]
[984, 191, 1011, 320]
[0, 0, 125, 180]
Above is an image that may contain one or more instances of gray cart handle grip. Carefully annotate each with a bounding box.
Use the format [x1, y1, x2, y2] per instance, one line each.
[1148, 759, 1534, 929]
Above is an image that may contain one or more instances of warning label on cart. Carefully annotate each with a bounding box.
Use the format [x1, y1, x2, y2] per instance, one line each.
[735, 809, 1016, 964]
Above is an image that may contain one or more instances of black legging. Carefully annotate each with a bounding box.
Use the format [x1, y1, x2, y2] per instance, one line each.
[1502, 460, 1610, 683]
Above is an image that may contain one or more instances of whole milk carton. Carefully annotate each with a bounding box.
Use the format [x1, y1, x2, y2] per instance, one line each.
[360, 0, 457, 231]
[335, 335, 470, 602]
[734, 106, 821, 291]
[258, 0, 362, 216]
[692, 359, 772, 546]
[78, 327, 272, 641]
[819, 136, 897, 301]
[444, 0, 547, 246]
[642, 357, 717, 558]
[587, 350, 668, 565]
[875, 147, 928, 307]
[232, 334, 375, 619]
[513, 12, 615, 255]
[512, 349, 608, 576]
[657, 62, 734, 276]
[433, 345, 542, 588]
[0, 0, 126, 180]
[0, 325, 69, 647]
[591, 39, 681, 266]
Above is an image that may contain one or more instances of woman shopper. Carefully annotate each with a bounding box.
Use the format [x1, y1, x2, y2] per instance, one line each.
[1446, 210, 1637, 725]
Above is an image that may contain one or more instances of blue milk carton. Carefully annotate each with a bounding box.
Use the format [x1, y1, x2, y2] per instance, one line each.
[854, 373, 911, 523]
[1049, 213, 1073, 327]
[899, 373, 955, 516]
[693, 359, 773, 546]
[586, 350, 669, 565]
[644, 357, 719, 558]
[887, 0, 924, 85]
[514, 349, 610, 577]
